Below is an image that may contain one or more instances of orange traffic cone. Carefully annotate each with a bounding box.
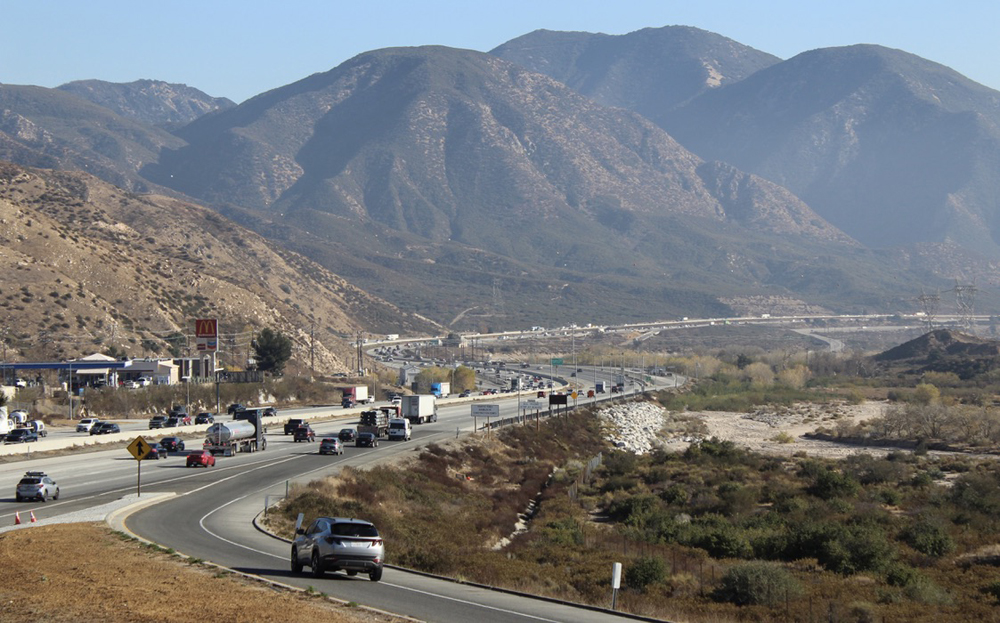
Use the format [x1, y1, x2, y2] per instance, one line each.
[14, 512, 20, 525]
[29, 511, 36, 523]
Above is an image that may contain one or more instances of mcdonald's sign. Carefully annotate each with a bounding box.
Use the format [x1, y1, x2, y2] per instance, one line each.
[195, 318, 218, 338]
[195, 318, 218, 352]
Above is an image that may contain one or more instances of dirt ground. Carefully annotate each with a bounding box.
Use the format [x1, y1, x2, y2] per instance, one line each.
[0, 523, 410, 623]
[661, 401, 912, 459]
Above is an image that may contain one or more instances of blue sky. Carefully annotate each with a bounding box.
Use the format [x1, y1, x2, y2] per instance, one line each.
[3, 0, 997, 103]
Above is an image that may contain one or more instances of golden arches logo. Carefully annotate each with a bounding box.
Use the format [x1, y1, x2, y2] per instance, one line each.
[195, 319, 217, 338]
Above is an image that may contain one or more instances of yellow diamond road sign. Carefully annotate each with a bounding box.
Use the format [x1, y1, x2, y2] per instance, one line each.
[127, 436, 152, 461]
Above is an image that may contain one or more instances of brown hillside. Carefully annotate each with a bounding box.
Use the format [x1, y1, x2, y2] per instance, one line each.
[874, 329, 1000, 362]
[0, 161, 438, 369]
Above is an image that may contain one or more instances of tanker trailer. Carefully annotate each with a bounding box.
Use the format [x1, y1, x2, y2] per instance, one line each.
[205, 412, 266, 456]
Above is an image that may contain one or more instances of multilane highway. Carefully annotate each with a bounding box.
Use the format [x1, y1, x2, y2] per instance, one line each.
[3, 373, 668, 622]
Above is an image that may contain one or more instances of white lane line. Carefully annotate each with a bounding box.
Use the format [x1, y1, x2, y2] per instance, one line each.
[377, 581, 564, 623]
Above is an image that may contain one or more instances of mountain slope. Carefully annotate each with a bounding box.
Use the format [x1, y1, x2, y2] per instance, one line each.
[663, 44, 1000, 258]
[138, 46, 922, 325]
[0, 84, 184, 192]
[0, 161, 437, 368]
[57, 79, 235, 128]
[490, 26, 781, 126]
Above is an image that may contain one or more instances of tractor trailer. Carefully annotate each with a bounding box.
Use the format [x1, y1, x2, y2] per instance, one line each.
[204, 412, 266, 455]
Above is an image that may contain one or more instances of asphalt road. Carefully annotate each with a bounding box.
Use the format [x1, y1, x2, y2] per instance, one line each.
[124, 400, 647, 622]
[1, 376, 675, 622]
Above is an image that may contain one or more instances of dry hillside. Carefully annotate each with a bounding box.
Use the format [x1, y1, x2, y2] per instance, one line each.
[0, 162, 438, 369]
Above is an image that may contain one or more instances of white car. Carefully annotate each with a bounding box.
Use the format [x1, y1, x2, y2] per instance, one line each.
[76, 418, 100, 433]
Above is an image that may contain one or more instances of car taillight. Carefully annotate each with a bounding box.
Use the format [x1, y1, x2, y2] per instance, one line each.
[371, 539, 383, 546]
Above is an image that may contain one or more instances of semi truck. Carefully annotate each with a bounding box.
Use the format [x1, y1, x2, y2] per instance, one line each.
[358, 408, 390, 439]
[204, 411, 267, 456]
[342, 385, 372, 408]
[402, 395, 438, 424]
[430, 382, 450, 398]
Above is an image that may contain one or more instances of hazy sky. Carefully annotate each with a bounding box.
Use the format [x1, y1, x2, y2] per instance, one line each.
[3, 0, 997, 103]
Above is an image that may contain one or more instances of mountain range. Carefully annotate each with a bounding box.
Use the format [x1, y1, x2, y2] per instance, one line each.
[1, 25, 998, 334]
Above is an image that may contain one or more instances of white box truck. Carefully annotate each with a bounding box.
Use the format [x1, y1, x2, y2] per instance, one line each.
[401, 395, 437, 424]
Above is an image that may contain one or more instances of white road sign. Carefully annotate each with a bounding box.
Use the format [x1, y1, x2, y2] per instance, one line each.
[471, 404, 500, 418]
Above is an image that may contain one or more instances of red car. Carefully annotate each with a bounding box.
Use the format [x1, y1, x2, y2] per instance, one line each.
[186, 450, 216, 468]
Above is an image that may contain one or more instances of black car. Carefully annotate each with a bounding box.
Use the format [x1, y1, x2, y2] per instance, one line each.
[284, 418, 305, 435]
[356, 432, 379, 448]
[148, 415, 169, 429]
[194, 412, 215, 425]
[166, 414, 191, 426]
[337, 428, 357, 442]
[160, 436, 185, 452]
[293, 426, 315, 442]
[227, 403, 245, 415]
[90, 422, 121, 435]
[146, 442, 168, 460]
[5, 428, 38, 444]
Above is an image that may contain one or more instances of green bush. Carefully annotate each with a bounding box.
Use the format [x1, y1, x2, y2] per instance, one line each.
[902, 519, 954, 557]
[819, 524, 897, 575]
[624, 556, 666, 592]
[714, 561, 801, 606]
[809, 468, 860, 499]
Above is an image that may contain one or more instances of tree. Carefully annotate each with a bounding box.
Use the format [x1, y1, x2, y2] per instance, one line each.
[253, 328, 292, 375]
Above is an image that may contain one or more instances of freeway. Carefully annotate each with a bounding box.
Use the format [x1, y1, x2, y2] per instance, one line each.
[1, 384, 668, 622]
[125, 398, 646, 622]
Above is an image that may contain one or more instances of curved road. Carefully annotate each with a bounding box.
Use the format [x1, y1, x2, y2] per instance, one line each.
[124, 399, 646, 622]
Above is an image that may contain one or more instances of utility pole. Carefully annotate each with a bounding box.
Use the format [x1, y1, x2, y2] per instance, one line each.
[356, 331, 364, 375]
[310, 319, 316, 377]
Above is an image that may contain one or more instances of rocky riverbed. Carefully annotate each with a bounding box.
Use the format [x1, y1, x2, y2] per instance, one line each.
[598, 401, 668, 454]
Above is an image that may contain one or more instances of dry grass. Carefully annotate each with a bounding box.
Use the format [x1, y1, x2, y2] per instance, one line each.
[0, 523, 406, 623]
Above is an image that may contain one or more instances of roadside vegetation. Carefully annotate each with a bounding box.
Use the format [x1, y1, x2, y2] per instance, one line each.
[272, 404, 1000, 621]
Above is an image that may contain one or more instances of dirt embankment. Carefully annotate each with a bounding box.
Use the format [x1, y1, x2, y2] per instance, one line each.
[0, 523, 407, 623]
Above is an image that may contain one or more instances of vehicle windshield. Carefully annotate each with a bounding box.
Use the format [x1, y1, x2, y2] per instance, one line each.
[331, 523, 379, 538]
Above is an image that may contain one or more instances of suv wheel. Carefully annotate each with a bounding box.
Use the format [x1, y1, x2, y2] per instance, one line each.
[15, 494, 22, 502]
[290, 548, 302, 574]
[311, 551, 324, 578]
[53, 489, 59, 501]
[369, 565, 383, 582]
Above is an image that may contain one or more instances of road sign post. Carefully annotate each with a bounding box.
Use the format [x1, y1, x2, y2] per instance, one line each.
[126, 436, 152, 497]
[472, 404, 500, 439]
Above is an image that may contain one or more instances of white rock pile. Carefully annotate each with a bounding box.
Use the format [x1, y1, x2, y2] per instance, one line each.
[598, 401, 667, 454]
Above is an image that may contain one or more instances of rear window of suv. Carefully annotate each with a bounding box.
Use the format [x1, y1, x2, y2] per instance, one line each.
[18, 478, 40, 485]
[331, 523, 379, 538]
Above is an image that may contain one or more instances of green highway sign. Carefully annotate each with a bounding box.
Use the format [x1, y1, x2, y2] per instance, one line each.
[550, 358, 564, 365]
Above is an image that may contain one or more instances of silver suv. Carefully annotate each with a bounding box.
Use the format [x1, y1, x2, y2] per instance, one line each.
[291, 517, 384, 581]
[16, 471, 59, 502]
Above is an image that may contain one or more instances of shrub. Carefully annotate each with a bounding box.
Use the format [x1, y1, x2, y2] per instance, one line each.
[624, 556, 666, 592]
[819, 524, 896, 575]
[714, 561, 801, 606]
[981, 581, 1000, 602]
[902, 519, 954, 557]
[809, 468, 860, 499]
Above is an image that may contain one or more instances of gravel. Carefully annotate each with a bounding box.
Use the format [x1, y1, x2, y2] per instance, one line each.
[0, 492, 172, 534]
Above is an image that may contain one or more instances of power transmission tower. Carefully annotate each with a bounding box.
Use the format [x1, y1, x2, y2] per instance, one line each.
[915, 290, 940, 331]
[951, 281, 977, 333]
[492, 278, 506, 317]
